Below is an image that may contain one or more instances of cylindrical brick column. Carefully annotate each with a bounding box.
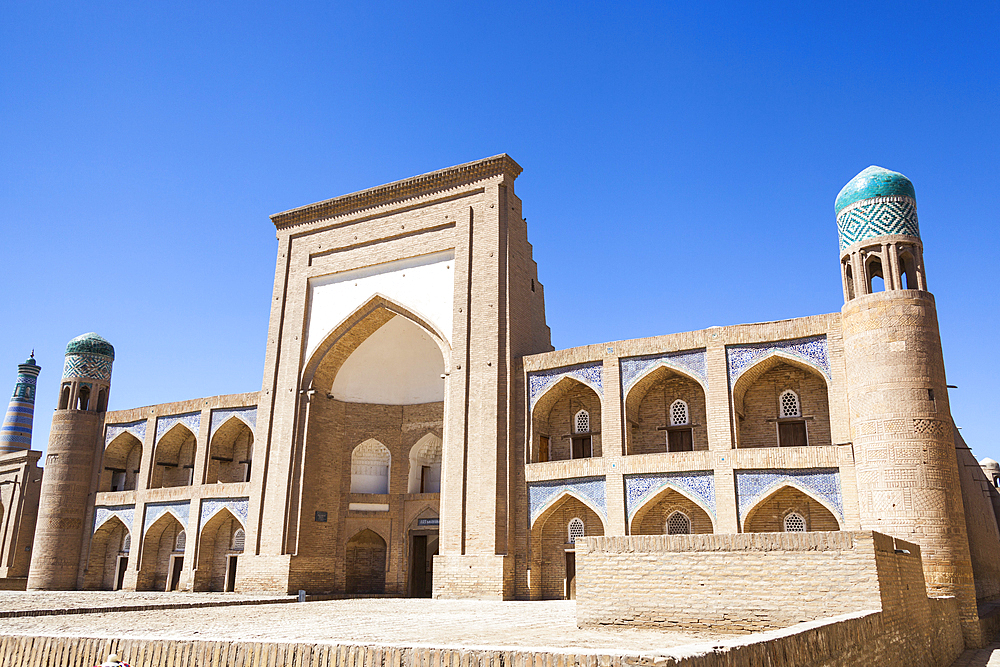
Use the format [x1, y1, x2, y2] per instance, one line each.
[28, 333, 114, 590]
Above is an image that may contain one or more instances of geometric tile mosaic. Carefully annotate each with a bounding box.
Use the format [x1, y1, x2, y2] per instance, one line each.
[143, 501, 190, 534]
[624, 471, 716, 520]
[62, 353, 113, 381]
[529, 363, 603, 409]
[837, 197, 919, 251]
[199, 497, 249, 532]
[155, 412, 201, 444]
[209, 407, 257, 439]
[105, 420, 147, 447]
[735, 467, 843, 525]
[528, 476, 606, 526]
[727, 335, 830, 387]
[620, 349, 707, 394]
[93, 504, 135, 533]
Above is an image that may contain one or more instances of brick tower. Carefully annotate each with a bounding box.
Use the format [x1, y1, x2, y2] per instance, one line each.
[28, 333, 114, 590]
[0, 354, 41, 454]
[838, 167, 981, 644]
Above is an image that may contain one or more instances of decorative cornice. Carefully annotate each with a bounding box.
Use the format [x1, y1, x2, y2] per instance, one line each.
[271, 154, 523, 230]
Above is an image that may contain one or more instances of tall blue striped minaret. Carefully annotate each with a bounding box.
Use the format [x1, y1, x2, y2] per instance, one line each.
[0, 353, 41, 455]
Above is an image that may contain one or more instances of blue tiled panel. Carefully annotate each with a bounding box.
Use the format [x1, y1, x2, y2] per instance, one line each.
[62, 354, 113, 381]
[209, 407, 257, 439]
[727, 335, 829, 387]
[105, 419, 147, 447]
[528, 363, 603, 409]
[624, 471, 716, 519]
[199, 497, 249, 531]
[155, 412, 201, 443]
[93, 504, 135, 533]
[528, 476, 606, 525]
[837, 199, 919, 250]
[620, 350, 707, 395]
[735, 468, 843, 524]
[143, 501, 190, 533]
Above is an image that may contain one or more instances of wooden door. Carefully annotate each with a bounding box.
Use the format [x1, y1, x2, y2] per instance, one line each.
[565, 551, 576, 599]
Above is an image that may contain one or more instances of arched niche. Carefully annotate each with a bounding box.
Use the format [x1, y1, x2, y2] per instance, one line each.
[351, 439, 391, 494]
[100, 432, 143, 492]
[345, 528, 388, 594]
[628, 486, 715, 535]
[623, 365, 707, 455]
[531, 377, 602, 462]
[732, 354, 831, 449]
[207, 417, 254, 484]
[408, 433, 442, 494]
[194, 507, 245, 592]
[529, 493, 605, 600]
[151, 424, 197, 489]
[83, 517, 130, 590]
[742, 484, 841, 533]
[137, 513, 186, 591]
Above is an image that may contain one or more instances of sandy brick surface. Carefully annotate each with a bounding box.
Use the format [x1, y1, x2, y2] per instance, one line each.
[0, 595, 726, 652]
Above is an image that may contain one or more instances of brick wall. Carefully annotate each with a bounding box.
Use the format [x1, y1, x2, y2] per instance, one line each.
[626, 372, 707, 455]
[737, 363, 831, 449]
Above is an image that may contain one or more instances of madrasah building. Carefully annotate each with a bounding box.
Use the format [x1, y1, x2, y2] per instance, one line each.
[2, 155, 1000, 644]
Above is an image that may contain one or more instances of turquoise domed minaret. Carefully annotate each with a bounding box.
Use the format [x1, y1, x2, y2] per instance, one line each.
[0, 354, 42, 455]
[59, 333, 114, 412]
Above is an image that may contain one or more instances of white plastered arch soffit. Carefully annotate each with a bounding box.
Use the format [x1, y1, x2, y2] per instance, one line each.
[304, 250, 455, 362]
[740, 480, 842, 531]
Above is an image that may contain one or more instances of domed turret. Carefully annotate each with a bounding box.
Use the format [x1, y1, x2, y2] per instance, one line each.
[65, 333, 115, 360]
[837, 165, 925, 301]
[59, 332, 113, 412]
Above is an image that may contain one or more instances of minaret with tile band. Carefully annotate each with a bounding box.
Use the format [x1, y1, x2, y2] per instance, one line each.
[0, 354, 41, 455]
[28, 333, 114, 590]
[838, 167, 981, 645]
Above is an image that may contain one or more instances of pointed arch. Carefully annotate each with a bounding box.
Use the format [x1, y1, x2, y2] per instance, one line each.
[351, 439, 391, 494]
[83, 515, 130, 590]
[408, 432, 442, 494]
[345, 528, 388, 594]
[732, 352, 829, 413]
[741, 481, 842, 533]
[530, 489, 608, 531]
[100, 431, 143, 492]
[529, 492, 605, 601]
[624, 364, 707, 455]
[137, 511, 186, 591]
[531, 377, 603, 462]
[151, 422, 198, 489]
[302, 293, 452, 392]
[207, 416, 254, 484]
[628, 483, 716, 534]
[194, 506, 246, 592]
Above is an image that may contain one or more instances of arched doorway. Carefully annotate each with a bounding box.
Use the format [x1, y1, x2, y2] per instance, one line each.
[100, 432, 142, 492]
[83, 517, 130, 590]
[623, 366, 707, 455]
[531, 377, 603, 462]
[529, 494, 605, 600]
[137, 513, 186, 591]
[345, 529, 387, 594]
[194, 508, 245, 592]
[207, 418, 253, 484]
[151, 424, 197, 488]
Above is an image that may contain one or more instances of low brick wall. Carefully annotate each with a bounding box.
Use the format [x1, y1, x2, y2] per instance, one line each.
[0, 577, 27, 591]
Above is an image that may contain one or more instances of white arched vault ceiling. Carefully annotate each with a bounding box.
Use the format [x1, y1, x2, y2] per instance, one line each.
[332, 316, 446, 405]
[305, 250, 455, 361]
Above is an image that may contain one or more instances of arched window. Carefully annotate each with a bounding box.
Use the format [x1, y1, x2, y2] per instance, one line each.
[784, 512, 806, 532]
[669, 400, 689, 426]
[574, 410, 590, 434]
[351, 440, 391, 494]
[866, 255, 884, 293]
[77, 386, 90, 411]
[666, 511, 692, 535]
[174, 530, 186, 552]
[568, 518, 585, 543]
[844, 262, 855, 300]
[59, 385, 70, 410]
[96, 388, 108, 412]
[121, 533, 131, 553]
[231, 528, 245, 552]
[779, 390, 800, 418]
[899, 250, 917, 290]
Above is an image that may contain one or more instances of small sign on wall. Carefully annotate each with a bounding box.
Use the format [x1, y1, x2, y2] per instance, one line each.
[315, 511, 328, 522]
[417, 518, 439, 526]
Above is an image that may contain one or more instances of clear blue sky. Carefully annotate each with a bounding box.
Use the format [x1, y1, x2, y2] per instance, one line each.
[2, 2, 997, 460]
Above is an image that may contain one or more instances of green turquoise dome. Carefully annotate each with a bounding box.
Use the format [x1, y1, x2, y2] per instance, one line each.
[835, 166, 916, 214]
[65, 333, 115, 359]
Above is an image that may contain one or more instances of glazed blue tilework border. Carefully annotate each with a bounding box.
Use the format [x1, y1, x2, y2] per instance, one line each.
[625, 471, 716, 520]
[727, 335, 829, 387]
[837, 197, 919, 251]
[210, 407, 257, 439]
[62, 354, 113, 381]
[735, 468, 843, 525]
[620, 350, 707, 394]
[105, 420, 147, 447]
[155, 412, 201, 443]
[528, 476, 606, 526]
[199, 497, 249, 531]
[143, 501, 190, 533]
[528, 363, 603, 409]
[93, 504, 135, 533]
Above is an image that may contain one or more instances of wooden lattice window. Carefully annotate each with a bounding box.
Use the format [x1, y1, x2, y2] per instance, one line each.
[784, 512, 806, 532]
[666, 511, 691, 535]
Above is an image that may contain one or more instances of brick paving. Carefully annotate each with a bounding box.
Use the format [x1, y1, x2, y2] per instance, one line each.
[0, 594, 726, 653]
[0, 590, 288, 614]
[952, 638, 1000, 667]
